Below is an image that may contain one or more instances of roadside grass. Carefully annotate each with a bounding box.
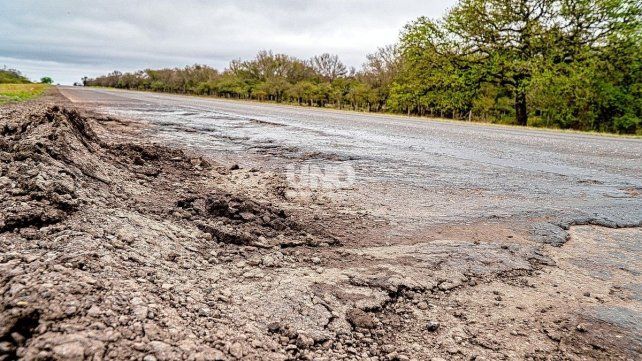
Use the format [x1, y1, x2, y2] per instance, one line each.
[0, 84, 50, 104]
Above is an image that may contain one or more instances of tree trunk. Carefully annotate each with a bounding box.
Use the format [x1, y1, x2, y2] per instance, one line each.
[515, 89, 528, 126]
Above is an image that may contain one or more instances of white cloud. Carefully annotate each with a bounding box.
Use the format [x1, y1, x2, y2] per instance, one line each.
[0, 0, 455, 84]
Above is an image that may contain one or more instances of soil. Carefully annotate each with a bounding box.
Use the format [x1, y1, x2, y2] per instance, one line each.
[1, 90, 640, 360]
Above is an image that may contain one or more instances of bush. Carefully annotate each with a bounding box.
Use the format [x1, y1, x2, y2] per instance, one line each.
[613, 114, 641, 134]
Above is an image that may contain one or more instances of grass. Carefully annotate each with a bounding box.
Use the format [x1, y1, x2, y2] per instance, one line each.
[0, 83, 50, 104]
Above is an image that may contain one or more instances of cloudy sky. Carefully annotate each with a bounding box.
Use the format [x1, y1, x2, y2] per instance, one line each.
[1, 0, 455, 84]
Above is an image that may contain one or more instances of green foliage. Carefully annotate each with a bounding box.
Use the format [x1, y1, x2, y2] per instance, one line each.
[389, 0, 642, 133]
[40, 76, 53, 84]
[86, 51, 390, 111]
[613, 114, 641, 134]
[0, 68, 31, 84]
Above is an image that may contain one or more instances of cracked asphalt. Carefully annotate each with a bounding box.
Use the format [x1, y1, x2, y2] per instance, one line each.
[60, 86, 642, 242]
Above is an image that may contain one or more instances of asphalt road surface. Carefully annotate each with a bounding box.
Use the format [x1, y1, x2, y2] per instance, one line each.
[59, 86, 642, 243]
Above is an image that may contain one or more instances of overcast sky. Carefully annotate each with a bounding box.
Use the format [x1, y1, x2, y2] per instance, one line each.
[1, 0, 455, 84]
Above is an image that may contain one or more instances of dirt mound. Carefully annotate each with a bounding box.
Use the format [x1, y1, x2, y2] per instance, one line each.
[0, 106, 96, 234]
[0, 95, 346, 360]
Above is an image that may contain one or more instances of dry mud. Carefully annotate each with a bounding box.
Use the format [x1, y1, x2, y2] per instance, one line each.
[1, 91, 640, 360]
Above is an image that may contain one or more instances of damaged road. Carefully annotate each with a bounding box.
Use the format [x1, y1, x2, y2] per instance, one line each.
[1, 88, 641, 360]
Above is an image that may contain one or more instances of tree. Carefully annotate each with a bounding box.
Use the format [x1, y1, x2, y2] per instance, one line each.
[310, 53, 347, 81]
[40, 76, 53, 84]
[360, 45, 402, 110]
[397, 0, 641, 126]
[444, 0, 556, 124]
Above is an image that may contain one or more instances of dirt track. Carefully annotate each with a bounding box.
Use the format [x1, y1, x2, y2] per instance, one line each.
[1, 88, 641, 360]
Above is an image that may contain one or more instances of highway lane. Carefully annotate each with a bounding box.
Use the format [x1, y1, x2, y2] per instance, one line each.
[59, 86, 642, 243]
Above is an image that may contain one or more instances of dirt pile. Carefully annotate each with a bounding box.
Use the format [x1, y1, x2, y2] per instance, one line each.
[0, 96, 348, 360]
[0, 106, 94, 234]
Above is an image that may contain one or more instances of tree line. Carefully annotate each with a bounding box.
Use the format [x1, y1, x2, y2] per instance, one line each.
[86, 0, 642, 134]
[85, 49, 399, 113]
